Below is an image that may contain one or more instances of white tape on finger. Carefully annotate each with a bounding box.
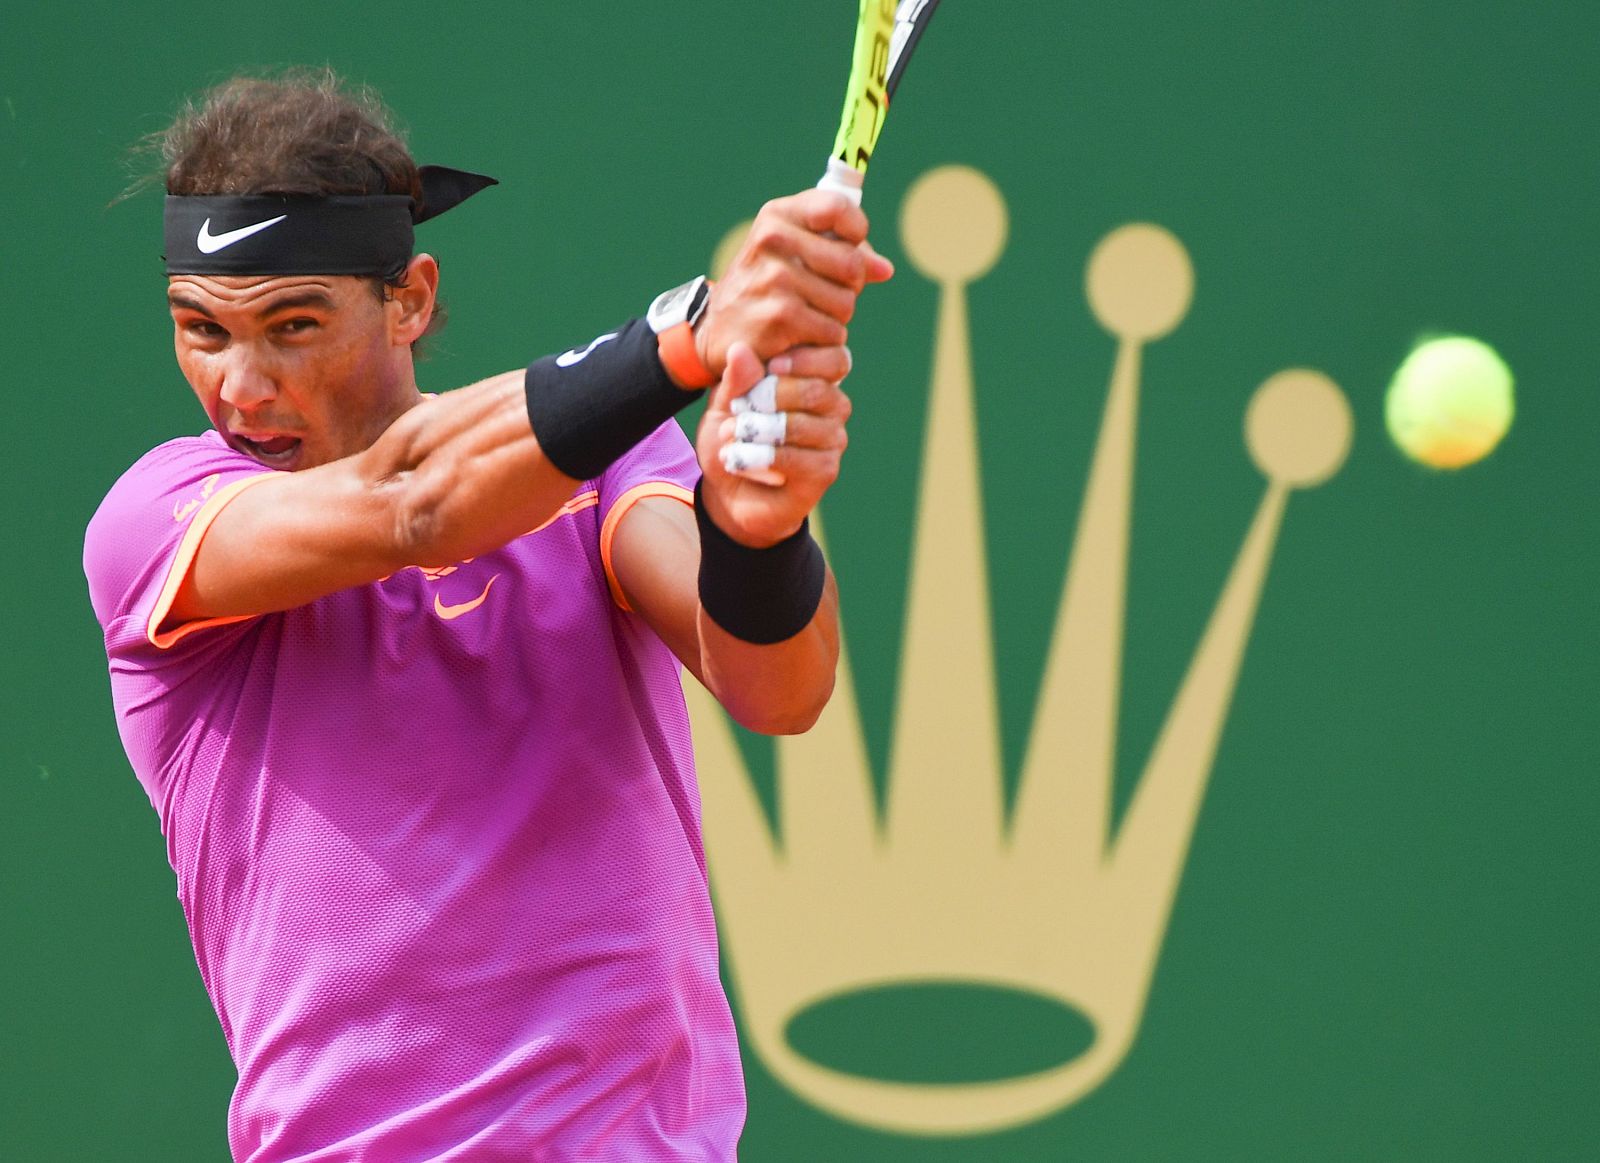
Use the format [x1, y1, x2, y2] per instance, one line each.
[720, 442, 778, 473]
[730, 374, 779, 416]
[734, 411, 787, 446]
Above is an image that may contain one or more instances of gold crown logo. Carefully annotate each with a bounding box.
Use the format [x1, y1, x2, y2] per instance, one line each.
[689, 166, 1354, 1137]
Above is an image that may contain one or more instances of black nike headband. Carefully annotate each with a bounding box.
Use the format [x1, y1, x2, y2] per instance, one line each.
[162, 165, 497, 277]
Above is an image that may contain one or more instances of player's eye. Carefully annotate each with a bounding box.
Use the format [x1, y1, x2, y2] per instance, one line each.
[185, 319, 227, 340]
[277, 317, 320, 335]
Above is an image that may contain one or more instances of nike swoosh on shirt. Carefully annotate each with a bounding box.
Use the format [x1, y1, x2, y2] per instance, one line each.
[196, 215, 288, 254]
[434, 574, 500, 621]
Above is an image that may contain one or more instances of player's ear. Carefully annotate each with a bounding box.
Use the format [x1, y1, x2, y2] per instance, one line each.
[387, 253, 440, 346]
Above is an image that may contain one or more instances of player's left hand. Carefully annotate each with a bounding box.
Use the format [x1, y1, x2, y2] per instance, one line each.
[695, 342, 852, 548]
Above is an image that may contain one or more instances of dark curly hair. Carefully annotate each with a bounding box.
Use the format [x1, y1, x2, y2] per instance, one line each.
[152, 68, 445, 346]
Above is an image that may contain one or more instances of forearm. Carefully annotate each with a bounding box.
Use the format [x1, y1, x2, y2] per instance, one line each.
[378, 371, 578, 568]
[609, 495, 842, 736]
[696, 573, 840, 735]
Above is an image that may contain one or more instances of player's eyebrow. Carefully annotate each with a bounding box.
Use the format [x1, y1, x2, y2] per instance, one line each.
[166, 290, 339, 318]
[167, 292, 215, 318]
[259, 291, 339, 316]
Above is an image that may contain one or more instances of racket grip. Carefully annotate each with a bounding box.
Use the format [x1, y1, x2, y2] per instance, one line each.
[721, 159, 863, 488]
[816, 157, 866, 204]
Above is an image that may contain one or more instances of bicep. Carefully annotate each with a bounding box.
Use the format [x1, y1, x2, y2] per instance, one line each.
[610, 495, 706, 683]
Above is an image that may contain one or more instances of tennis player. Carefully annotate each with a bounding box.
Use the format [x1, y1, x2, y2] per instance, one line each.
[83, 71, 890, 1161]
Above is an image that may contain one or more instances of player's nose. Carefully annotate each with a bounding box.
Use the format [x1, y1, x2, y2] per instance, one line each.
[217, 348, 280, 411]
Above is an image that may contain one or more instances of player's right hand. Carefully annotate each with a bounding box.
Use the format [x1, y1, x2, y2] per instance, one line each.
[695, 342, 853, 550]
[694, 189, 894, 380]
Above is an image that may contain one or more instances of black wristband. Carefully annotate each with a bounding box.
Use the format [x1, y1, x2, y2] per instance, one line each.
[525, 316, 704, 481]
[694, 480, 828, 645]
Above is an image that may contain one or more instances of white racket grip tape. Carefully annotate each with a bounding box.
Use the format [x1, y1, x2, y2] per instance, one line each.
[733, 411, 787, 445]
[720, 442, 777, 473]
[730, 374, 779, 416]
[817, 157, 866, 204]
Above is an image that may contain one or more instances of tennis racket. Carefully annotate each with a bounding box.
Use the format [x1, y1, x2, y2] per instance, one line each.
[820, 0, 943, 202]
[722, 0, 943, 479]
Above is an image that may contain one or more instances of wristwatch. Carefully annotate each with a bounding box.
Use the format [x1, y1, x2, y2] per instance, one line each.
[647, 275, 715, 390]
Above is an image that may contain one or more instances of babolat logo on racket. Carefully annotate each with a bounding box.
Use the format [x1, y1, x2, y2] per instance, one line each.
[688, 166, 1353, 1138]
[834, 0, 899, 171]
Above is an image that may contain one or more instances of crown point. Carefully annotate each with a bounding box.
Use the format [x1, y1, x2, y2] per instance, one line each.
[900, 165, 1007, 283]
[1245, 369, 1353, 488]
[1086, 223, 1193, 342]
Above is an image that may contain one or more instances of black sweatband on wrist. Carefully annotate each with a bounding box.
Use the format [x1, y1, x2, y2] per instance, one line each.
[694, 480, 828, 645]
[525, 316, 704, 481]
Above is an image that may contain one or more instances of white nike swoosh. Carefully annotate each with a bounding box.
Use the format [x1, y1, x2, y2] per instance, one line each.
[556, 332, 618, 367]
[196, 214, 288, 254]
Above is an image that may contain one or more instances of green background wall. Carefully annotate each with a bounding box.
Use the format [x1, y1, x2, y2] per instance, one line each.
[3, 2, 1596, 1158]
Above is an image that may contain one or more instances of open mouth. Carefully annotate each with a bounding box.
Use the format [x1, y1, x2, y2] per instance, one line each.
[233, 434, 304, 467]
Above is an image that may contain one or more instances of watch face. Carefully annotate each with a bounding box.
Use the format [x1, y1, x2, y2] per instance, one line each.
[649, 276, 707, 333]
[661, 284, 692, 316]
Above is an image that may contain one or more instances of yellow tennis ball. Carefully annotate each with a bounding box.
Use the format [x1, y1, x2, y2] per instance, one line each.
[1384, 336, 1515, 469]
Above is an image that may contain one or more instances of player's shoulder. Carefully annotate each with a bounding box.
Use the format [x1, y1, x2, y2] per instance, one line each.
[83, 432, 266, 623]
[110, 430, 236, 483]
[92, 431, 256, 513]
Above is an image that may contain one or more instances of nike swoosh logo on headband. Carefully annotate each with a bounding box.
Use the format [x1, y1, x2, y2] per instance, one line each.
[196, 214, 288, 254]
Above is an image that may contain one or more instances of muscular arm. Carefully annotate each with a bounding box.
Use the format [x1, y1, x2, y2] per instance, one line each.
[610, 496, 840, 735]
[608, 337, 861, 735]
[170, 371, 576, 623]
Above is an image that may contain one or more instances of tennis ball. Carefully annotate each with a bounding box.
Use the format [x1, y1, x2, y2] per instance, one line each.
[1385, 336, 1515, 469]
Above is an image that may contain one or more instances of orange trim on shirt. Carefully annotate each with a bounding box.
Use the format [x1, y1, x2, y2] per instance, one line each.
[601, 482, 695, 611]
[525, 489, 599, 537]
[146, 474, 277, 650]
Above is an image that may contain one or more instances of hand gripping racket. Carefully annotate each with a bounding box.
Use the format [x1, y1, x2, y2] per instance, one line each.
[722, 0, 944, 480]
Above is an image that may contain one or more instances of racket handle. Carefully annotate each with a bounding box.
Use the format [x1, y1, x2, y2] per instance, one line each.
[816, 157, 866, 203]
[721, 159, 865, 488]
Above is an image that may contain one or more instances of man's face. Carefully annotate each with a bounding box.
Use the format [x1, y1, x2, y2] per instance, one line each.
[166, 272, 421, 471]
